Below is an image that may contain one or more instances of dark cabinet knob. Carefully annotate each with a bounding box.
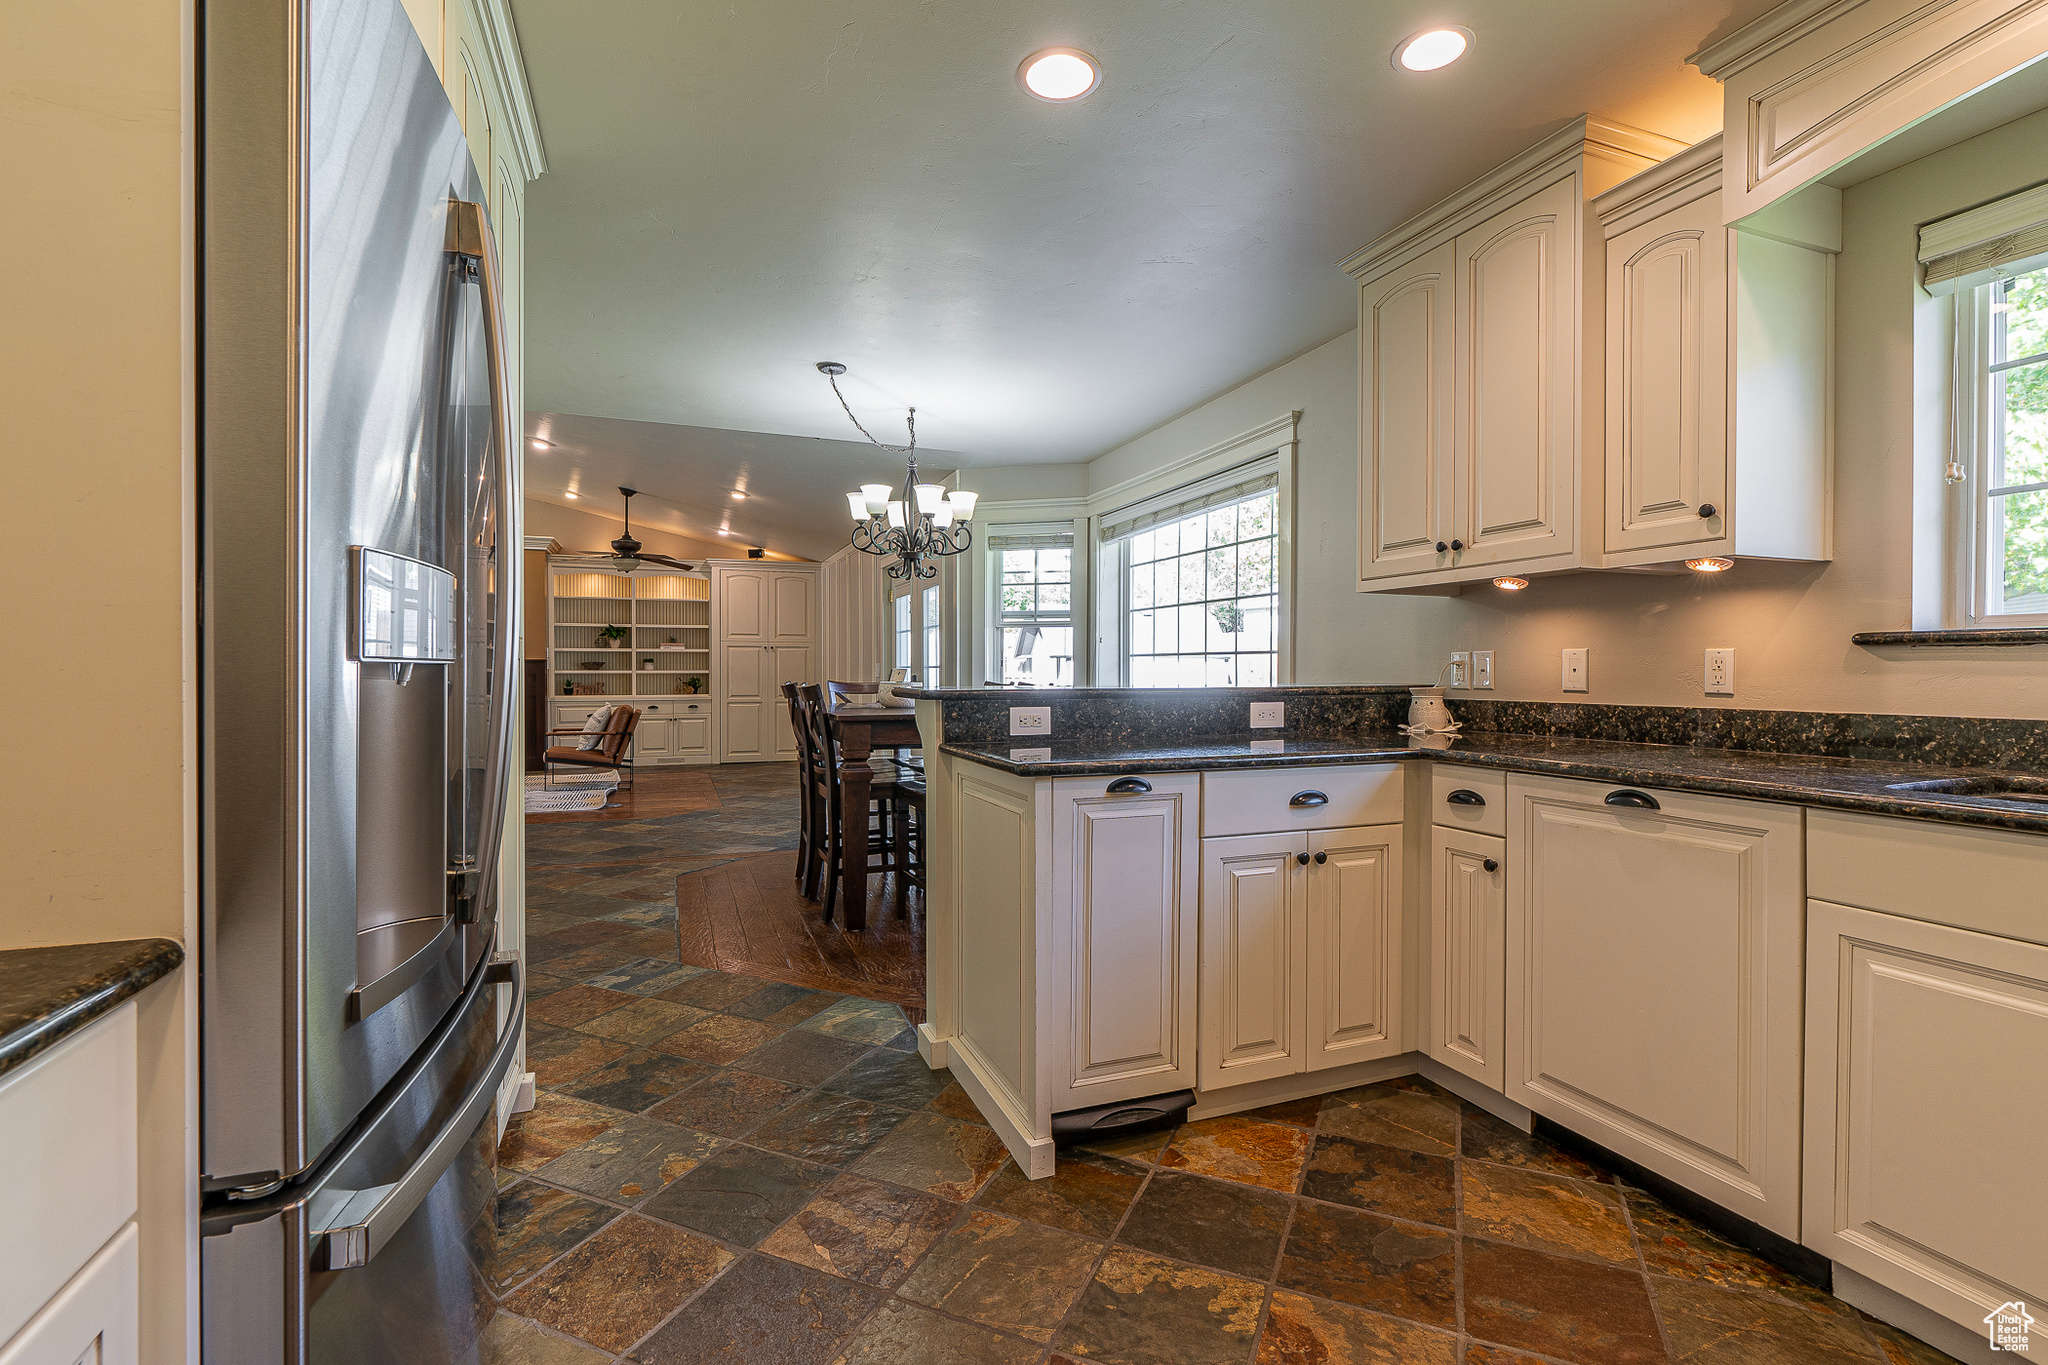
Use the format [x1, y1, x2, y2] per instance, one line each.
[1450, 539, 1465, 552]
[1435, 541, 1448, 553]
[1295, 851, 1311, 866]
[1106, 777, 1152, 795]
[1604, 789, 1661, 810]
[1483, 857, 1499, 873]
[1314, 850, 1328, 864]
[1445, 789, 1486, 807]
[1699, 504, 1717, 518]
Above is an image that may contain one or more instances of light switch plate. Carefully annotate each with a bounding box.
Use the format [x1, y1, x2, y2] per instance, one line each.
[1250, 702, 1284, 728]
[1705, 648, 1735, 696]
[1473, 650, 1494, 689]
[1562, 648, 1589, 693]
[1009, 706, 1052, 735]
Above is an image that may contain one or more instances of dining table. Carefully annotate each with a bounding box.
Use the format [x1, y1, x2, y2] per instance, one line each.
[823, 697, 924, 932]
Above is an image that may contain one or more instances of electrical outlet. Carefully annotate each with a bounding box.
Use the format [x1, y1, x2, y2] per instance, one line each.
[1008, 746, 1052, 763]
[1009, 706, 1051, 736]
[1562, 648, 1589, 693]
[1705, 648, 1735, 696]
[1473, 650, 1494, 690]
[1250, 702, 1285, 728]
[1449, 652, 1470, 689]
[1249, 738, 1285, 753]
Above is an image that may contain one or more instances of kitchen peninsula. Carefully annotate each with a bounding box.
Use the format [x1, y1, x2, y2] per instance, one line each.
[909, 684, 2048, 1360]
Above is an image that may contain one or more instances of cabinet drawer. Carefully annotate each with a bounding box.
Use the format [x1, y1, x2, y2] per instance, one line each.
[1202, 765, 1402, 837]
[0, 1005, 137, 1345]
[1808, 809, 2048, 947]
[1430, 766, 1505, 836]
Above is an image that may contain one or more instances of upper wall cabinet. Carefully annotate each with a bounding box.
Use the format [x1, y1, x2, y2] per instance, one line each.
[1594, 136, 1834, 568]
[1692, 0, 2048, 221]
[1347, 118, 1687, 591]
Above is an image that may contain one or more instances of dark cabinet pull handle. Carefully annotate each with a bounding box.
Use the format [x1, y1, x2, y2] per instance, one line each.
[1699, 504, 1717, 518]
[1289, 790, 1329, 808]
[1313, 850, 1328, 864]
[1295, 851, 1311, 866]
[1450, 539, 1465, 552]
[1435, 541, 1448, 553]
[1445, 789, 1486, 807]
[1483, 857, 1499, 873]
[1605, 789, 1660, 810]
[1106, 777, 1152, 795]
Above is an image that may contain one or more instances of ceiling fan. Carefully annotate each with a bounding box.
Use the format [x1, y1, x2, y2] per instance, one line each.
[605, 487, 695, 573]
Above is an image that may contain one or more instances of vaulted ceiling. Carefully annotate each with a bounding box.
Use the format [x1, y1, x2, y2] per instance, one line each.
[510, 0, 1776, 485]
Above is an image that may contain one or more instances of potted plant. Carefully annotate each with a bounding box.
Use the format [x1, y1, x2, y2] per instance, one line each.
[595, 623, 627, 648]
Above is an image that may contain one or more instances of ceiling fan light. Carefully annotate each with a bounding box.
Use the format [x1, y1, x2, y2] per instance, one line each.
[860, 483, 892, 514]
[948, 490, 978, 522]
[914, 483, 946, 515]
[846, 492, 872, 522]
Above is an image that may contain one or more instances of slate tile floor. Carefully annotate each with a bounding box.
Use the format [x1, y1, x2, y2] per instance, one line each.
[486, 765, 1963, 1365]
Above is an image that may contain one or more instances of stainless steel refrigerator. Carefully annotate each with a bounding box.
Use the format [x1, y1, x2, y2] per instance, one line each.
[198, 0, 520, 1357]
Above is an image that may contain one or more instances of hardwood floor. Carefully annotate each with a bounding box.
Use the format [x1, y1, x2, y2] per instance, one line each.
[526, 763, 924, 1015]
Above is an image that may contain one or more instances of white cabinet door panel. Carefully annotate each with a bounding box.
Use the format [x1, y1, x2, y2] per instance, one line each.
[1454, 175, 1578, 569]
[1605, 191, 1728, 556]
[1508, 774, 1804, 1235]
[1430, 826, 1505, 1092]
[1051, 775, 1199, 1110]
[770, 571, 815, 642]
[1805, 899, 2048, 1330]
[1306, 825, 1403, 1070]
[719, 570, 768, 642]
[1199, 832, 1305, 1090]
[1360, 241, 1457, 584]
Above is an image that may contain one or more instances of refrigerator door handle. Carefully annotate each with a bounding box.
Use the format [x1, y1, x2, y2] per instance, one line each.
[313, 957, 523, 1270]
[447, 198, 519, 925]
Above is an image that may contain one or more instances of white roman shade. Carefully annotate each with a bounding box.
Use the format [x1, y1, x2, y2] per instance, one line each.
[1920, 182, 2048, 294]
[984, 525, 1074, 552]
[1099, 457, 1279, 544]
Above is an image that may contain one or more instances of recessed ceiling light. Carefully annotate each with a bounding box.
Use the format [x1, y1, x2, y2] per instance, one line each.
[1019, 48, 1101, 102]
[1493, 576, 1528, 591]
[716, 529, 729, 536]
[531, 438, 550, 450]
[1392, 26, 1472, 72]
[730, 491, 747, 501]
[1686, 556, 1735, 573]
[564, 491, 578, 500]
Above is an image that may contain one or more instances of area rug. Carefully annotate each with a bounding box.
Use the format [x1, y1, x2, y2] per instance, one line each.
[523, 770, 617, 813]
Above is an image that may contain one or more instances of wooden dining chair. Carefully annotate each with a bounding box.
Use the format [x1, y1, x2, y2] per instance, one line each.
[782, 681, 826, 899]
[825, 679, 921, 777]
[802, 683, 923, 923]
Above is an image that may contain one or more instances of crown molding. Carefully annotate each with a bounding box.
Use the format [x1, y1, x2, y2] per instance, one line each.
[1338, 116, 1688, 280]
[523, 535, 562, 553]
[1688, 0, 1855, 78]
[1595, 135, 1724, 235]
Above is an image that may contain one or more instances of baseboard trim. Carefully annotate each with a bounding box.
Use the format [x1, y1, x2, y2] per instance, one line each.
[938, 1034, 1054, 1179]
[1188, 1053, 1418, 1120]
[1414, 1056, 1531, 1130]
[1831, 1264, 2001, 1365]
[916, 1023, 950, 1070]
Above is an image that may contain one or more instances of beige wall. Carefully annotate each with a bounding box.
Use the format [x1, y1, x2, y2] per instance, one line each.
[6, 0, 197, 1360]
[525, 497, 813, 563]
[1428, 106, 2048, 719]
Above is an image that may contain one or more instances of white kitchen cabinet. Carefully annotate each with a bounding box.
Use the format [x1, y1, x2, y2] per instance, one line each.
[711, 562, 817, 763]
[1428, 825, 1506, 1093]
[1050, 774, 1200, 1111]
[1347, 117, 1684, 590]
[1506, 772, 1805, 1236]
[1804, 898, 2048, 1336]
[1595, 136, 1832, 568]
[1359, 241, 1456, 581]
[1198, 822, 1404, 1091]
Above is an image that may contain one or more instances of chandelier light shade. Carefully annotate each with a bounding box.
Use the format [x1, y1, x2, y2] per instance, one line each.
[820, 360, 977, 579]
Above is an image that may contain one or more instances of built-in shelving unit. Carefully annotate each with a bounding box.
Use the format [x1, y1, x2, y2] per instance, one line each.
[548, 563, 713, 701]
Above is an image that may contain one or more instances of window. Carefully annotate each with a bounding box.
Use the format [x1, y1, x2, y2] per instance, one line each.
[893, 591, 913, 673]
[1965, 267, 2048, 622]
[991, 534, 1074, 686]
[1104, 466, 1279, 687]
[921, 585, 942, 687]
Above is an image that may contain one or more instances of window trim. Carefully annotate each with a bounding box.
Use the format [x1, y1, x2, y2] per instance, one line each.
[1954, 282, 2048, 628]
[990, 533, 1076, 687]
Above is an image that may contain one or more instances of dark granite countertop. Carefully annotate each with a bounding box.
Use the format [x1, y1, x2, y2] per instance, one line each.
[895, 684, 1415, 700]
[942, 730, 2048, 834]
[0, 938, 185, 1078]
[1852, 628, 2048, 647]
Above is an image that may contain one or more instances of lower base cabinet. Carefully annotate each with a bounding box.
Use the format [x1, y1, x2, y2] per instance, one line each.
[1199, 824, 1403, 1092]
[1428, 825, 1506, 1092]
[1506, 773, 1805, 1237]
[1803, 897, 2048, 1331]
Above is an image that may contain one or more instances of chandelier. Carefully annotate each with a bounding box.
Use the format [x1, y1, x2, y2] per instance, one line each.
[820, 361, 977, 580]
